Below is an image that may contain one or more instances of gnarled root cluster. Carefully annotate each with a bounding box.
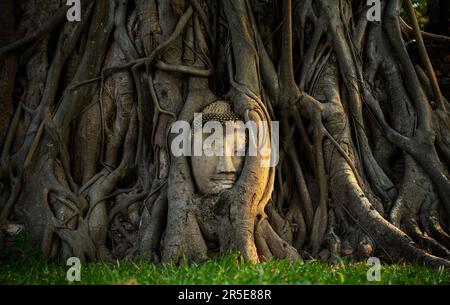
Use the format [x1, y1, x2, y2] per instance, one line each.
[0, 0, 449, 268]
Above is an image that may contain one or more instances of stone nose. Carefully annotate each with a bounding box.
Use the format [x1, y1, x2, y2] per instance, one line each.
[216, 154, 236, 174]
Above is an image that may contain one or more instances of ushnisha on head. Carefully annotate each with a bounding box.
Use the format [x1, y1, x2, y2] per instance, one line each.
[190, 100, 246, 195]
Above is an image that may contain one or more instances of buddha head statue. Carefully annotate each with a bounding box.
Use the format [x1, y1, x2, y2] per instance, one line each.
[190, 100, 247, 195]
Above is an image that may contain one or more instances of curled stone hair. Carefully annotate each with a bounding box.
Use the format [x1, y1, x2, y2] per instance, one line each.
[193, 100, 242, 129]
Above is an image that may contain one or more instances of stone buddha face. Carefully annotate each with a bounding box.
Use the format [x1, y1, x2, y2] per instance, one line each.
[190, 101, 246, 195]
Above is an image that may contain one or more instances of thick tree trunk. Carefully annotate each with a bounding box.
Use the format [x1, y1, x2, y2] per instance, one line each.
[1, 0, 450, 268]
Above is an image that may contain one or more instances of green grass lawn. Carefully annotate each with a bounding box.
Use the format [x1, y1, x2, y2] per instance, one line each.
[1, 232, 448, 285]
[1, 252, 449, 285]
